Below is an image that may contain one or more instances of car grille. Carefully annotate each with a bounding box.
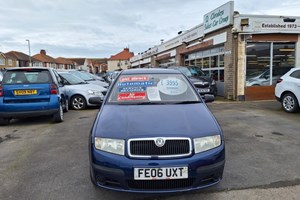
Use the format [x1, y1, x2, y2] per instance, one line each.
[194, 82, 209, 88]
[128, 138, 191, 158]
[127, 178, 195, 190]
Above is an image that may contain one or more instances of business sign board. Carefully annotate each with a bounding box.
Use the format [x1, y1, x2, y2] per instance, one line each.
[204, 1, 234, 34]
[234, 16, 300, 33]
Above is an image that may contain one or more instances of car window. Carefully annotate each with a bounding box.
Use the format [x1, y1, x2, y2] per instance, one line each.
[290, 70, 300, 79]
[108, 73, 200, 104]
[3, 70, 51, 84]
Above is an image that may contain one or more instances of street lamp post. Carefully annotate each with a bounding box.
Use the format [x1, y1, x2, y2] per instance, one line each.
[26, 39, 31, 66]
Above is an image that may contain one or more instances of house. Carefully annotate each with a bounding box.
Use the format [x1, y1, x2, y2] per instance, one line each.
[32, 50, 57, 68]
[68, 58, 88, 71]
[55, 57, 74, 69]
[0, 52, 8, 69]
[90, 58, 108, 74]
[108, 48, 134, 71]
[4, 51, 40, 67]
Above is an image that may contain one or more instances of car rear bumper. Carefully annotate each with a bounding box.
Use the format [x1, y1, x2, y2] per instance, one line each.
[0, 109, 59, 118]
[90, 143, 225, 193]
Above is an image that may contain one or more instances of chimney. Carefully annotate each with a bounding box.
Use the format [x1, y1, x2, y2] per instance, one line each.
[40, 50, 46, 55]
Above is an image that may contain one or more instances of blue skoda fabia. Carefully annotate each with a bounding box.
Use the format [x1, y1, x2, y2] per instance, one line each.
[89, 68, 225, 193]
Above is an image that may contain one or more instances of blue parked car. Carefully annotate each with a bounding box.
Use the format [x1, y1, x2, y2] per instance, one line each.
[0, 67, 67, 125]
[89, 68, 225, 193]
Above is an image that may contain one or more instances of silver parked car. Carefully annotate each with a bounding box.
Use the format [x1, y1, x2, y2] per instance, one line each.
[58, 71, 107, 110]
[66, 70, 109, 88]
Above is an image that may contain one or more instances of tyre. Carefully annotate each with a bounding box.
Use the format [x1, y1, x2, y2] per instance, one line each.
[0, 118, 10, 126]
[63, 98, 69, 112]
[52, 103, 64, 123]
[71, 95, 87, 110]
[281, 93, 299, 113]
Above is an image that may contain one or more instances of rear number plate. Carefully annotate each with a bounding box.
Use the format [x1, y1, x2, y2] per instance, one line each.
[14, 90, 37, 95]
[134, 167, 188, 180]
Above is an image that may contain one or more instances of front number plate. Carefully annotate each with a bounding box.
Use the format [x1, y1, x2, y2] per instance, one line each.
[198, 88, 210, 93]
[134, 167, 188, 180]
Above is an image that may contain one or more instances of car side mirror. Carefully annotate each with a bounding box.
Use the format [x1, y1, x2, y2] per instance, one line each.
[89, 97, 102, 104]
[203, 94, 215, 103]
[263, 75, 270, 79]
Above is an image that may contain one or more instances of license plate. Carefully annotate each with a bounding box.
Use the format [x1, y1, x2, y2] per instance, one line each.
[134, 167, 188, 180]
[198, 88, 210, 93]
[14, 90, 37, 95]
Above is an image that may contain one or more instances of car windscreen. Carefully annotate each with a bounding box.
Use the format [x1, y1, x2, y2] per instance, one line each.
[107, 73, 200, 104]
[2, 69, 52, 84]
[190, 67, 207, 76]
[59, 73, 86, 84]
[70, 71, 93, 81]
[175, 68, 192, 77]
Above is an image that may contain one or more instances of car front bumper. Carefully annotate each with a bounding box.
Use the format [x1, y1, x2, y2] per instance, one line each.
[90, 143, 225, 193]
[196, 86, 217, 96]
[86, 95, 104, 106]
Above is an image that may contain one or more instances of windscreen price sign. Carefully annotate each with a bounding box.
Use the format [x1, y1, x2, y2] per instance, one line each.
[204, 1, 234, 34]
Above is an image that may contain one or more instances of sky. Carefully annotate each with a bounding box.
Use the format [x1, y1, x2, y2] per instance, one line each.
[0, 0, 300, 58]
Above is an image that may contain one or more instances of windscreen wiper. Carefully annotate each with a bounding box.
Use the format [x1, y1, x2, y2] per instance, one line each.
[171, 101, 200, 104]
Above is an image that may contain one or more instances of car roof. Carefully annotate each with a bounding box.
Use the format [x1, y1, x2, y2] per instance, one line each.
[121, 68, 180, 75]
[6, 67, 52, 71]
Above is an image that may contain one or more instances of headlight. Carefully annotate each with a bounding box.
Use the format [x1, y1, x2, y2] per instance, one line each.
[194, 135, 221, 153]
[211, 79, 216, 85]
[194, 81, 204, 85]
[94, 137, 125, 155]
[88, 90, 104, 97]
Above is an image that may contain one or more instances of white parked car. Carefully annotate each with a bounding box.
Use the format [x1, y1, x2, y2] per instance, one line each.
[275, 68, 300, 113]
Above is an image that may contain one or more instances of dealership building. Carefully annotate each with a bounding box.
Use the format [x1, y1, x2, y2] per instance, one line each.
[130, 1, 300, 100]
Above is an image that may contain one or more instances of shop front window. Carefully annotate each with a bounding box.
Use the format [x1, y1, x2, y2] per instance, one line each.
[195, 58, 202, 67]
[246, 43, 270, 86]
[203, 57, 209, 68]
[273, 43, 295, 68]
[210, 56, 218, 68]
[219, 54, 224, 68]
[246, 42, 295, 87]
[190, 59, 195, 66]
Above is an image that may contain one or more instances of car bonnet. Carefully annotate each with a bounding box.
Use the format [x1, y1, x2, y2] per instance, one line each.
[93, 103, 221, 139]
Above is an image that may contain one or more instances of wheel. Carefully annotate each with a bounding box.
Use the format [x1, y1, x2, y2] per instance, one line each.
[0, 118, 10, 126]
[52, 103, 64, 123]
[71, 95, 87, 110]
[63, 98, 69, 112]
[281, 93, 299, 113]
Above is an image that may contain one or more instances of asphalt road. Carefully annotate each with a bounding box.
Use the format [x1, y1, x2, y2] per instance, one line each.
[0, 100, 299, 200]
